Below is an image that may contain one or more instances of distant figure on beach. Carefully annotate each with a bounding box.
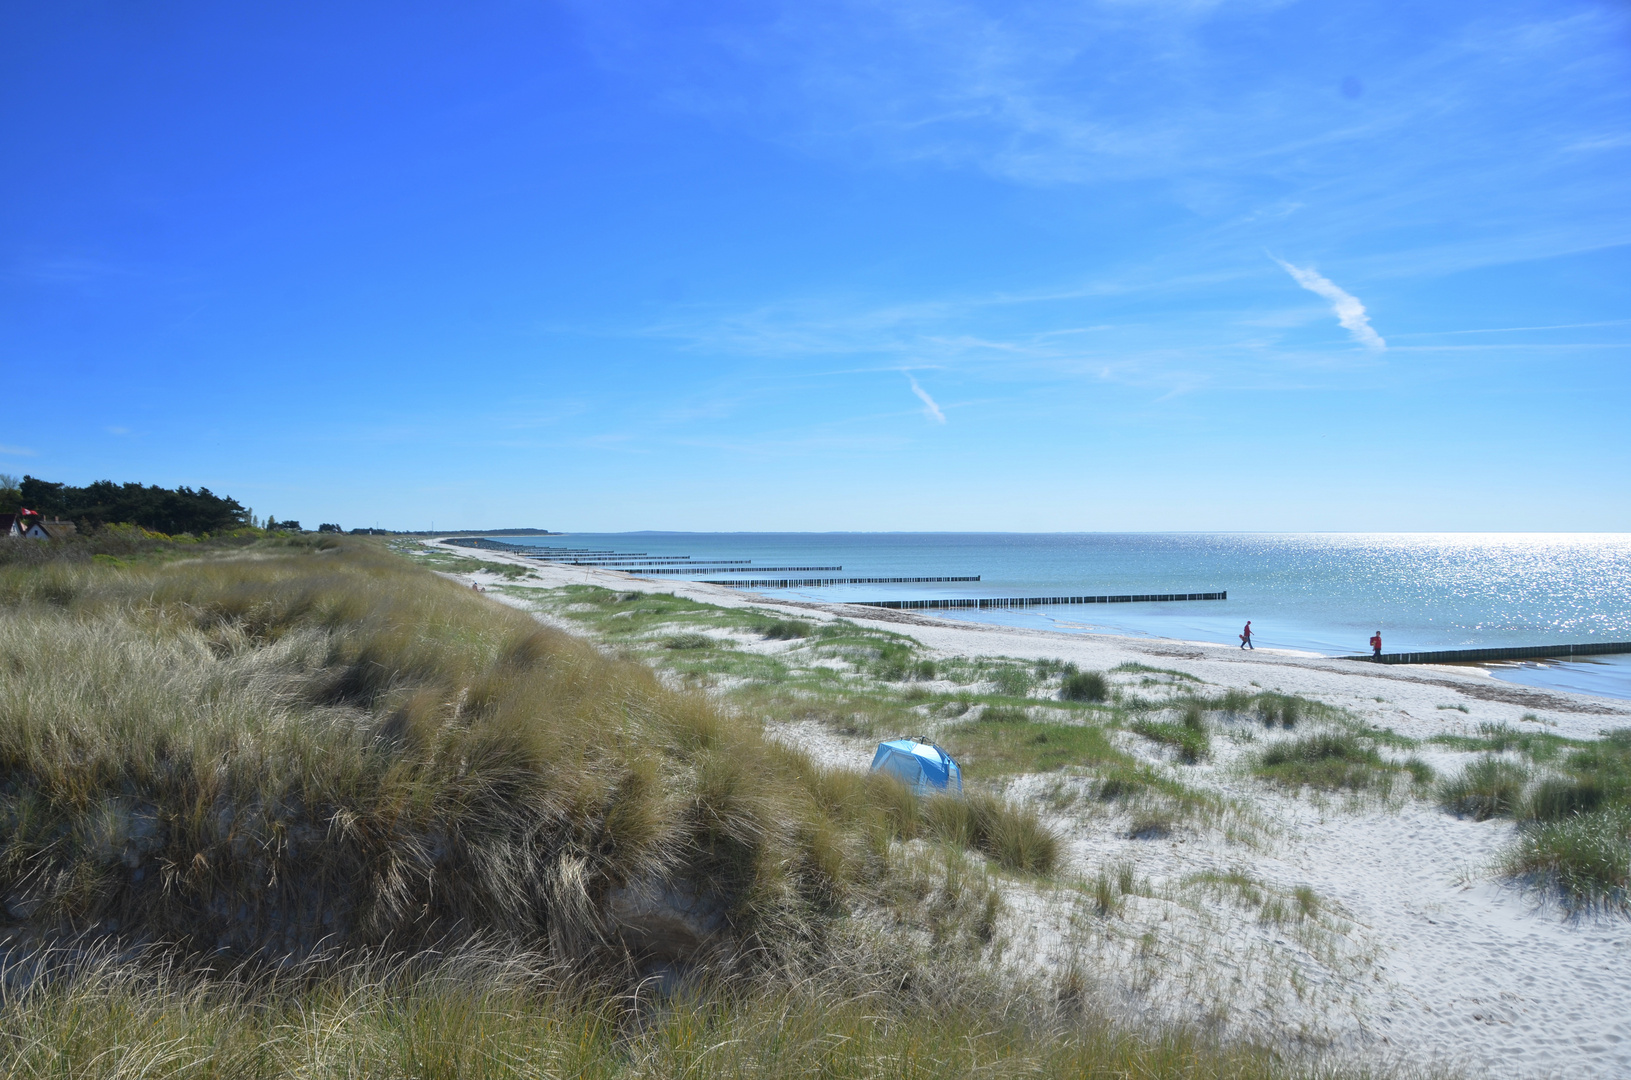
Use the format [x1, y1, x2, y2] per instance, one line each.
[1370, 630, 1382, 657]
[1240, 621, 1254, 649]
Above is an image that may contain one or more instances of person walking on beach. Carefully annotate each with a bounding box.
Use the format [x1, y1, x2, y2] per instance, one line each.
[1370, 630, 1382, 658]
[1240, 621, 1253, 649]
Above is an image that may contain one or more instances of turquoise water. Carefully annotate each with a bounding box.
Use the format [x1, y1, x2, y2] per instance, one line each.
[492, 533, 1631, 701]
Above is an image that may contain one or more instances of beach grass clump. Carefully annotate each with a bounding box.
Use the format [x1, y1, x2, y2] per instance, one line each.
[985, 662, 1035, 697]
[664, 630, 717, 649]
[1497, 806, 1631, 911]
[924, 791, 1062, 875]
[1253, 731, 1400, 792]
[756, 616, 815, 640]
[871, 641, 917, 680]
[1254, 693, 1302, 729]
[1033, 657, 1078, 679]
[1524, 775, 1605, 821]
[1087, 860, 1139, 916]
[1438, 756, 1529, 820]
[1111, 661, 1200, 683]
[1060, 670, 1109, 703]
[1488, 728, 1631, 906]
[1129, 703, 1210, 764]
[1429, 722, 1573, 764]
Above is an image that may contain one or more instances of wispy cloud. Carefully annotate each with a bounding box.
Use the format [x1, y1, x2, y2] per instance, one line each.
[907, 374, 946, 423]
[0, 445, 37, 457]
[1273, 258, 1385, 350]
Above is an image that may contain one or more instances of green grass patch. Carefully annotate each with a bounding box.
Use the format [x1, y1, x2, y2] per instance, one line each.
[1111, 662, 1201, 682]
[1253, 731, 1416, 792]
[1428, 722, 1577, 763]
[1129, 702, 1210, 764]
[924, 791, 1062, 875]
[1438, 756, 1529, 820]
[1498, 806, 1630, 911]
[942, 714, 1128, 778]
[1060, 671, 1108, 702]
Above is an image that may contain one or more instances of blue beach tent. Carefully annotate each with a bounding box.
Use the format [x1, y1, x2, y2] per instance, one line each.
[870, 738, 963, 796]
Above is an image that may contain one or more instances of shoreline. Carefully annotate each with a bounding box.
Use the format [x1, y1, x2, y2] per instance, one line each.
[429, 536, 1631, 728]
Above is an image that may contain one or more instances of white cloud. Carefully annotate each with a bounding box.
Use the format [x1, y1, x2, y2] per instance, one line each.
[907, 374, 946, 422]
[1274, 258, 1386, 350]
[0, 444, 37, 457]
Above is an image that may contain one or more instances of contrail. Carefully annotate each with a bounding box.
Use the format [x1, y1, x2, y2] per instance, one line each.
[1275, 258, 1386, 350]
[907, 375, 947, 423]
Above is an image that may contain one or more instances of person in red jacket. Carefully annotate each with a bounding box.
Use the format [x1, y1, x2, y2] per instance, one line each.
[1240, 621, 1254, 649]
[1370, 630, 1382, 657]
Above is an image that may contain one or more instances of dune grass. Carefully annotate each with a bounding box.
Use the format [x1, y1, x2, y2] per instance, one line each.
[1428, 722, 1575, 764]
[1253, 731, 1421, 793]
[923, 792, 1061, 875]
[1130, 701, 1211, 764]
[0, 540, 1031, 976]
[1437, 727, 1631, 908]
[0, 943, 1373, 1080]
[942, 712, 1127, 778]
[1497, 806, 1630, 912]
[1438, 756, 1529, 820]
[1060, 671, 1109, 703]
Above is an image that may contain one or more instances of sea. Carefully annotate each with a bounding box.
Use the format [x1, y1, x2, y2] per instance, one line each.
[485, 533, 1631, 703]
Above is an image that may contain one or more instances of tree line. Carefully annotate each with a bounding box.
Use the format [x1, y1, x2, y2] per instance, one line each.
[1, 474, 250, 535]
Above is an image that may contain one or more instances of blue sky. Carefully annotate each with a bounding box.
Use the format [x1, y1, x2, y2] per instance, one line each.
[3, 0, 1628, 531]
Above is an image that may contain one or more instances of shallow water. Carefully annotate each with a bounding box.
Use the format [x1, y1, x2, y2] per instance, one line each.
[491, 533, 1631, 700]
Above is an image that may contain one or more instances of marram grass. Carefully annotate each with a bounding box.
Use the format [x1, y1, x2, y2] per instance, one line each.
[0, 945, 1405, 1080]
[0, 540, 1054, 974]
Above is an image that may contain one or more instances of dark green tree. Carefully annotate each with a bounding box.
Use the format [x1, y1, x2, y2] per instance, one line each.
[18, 476, 250, 534]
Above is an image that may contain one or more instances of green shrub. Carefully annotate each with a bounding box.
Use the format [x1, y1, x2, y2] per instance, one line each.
[1060, 671, 1108, 703]
[664, 631, 716, 649]
[1439, 756, 1529, 820]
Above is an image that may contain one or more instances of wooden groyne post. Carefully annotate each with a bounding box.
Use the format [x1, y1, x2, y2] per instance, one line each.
[702, 576, 983, 588]
[853, 591, 1225, 610]
[1342, 642, 1631, 665]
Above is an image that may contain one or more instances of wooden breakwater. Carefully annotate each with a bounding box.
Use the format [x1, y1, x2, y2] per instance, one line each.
[702, 576, 982, 588]
[613, 565, 844, 575]
[852, 591, 1226, 611]
[543, 558, 742, 565]
[1342, 642, 1631, 665]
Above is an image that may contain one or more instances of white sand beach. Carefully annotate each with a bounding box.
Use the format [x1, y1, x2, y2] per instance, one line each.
[435, 539, 1631, 1080]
